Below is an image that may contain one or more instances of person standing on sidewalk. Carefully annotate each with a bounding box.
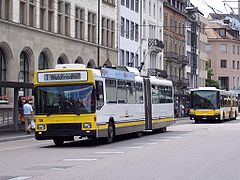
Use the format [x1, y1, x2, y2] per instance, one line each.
[23, 100, 34, 134]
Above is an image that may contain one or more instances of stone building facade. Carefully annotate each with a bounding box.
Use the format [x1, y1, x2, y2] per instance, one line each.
[0, 0, 118, 105]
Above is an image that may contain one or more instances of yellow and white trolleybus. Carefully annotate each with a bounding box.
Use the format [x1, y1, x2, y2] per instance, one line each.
[34, 64, 175, 145]
[189, 87, 238, 123]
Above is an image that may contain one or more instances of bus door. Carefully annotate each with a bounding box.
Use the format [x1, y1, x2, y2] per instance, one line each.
[143, 78, 152, 130]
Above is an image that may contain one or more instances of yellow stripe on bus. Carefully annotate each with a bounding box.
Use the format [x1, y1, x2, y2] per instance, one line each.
[97, 117, 175, 130]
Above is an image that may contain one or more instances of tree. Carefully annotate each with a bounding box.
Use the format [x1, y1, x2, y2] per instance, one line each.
[205, 65, 220, 89]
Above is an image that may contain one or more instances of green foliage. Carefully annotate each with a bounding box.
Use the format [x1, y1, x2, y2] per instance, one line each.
[205, 66, 220, 89]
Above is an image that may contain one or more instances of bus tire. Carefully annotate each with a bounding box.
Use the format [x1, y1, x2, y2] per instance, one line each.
[104, 121, 115, 144]
[233, 111, 237, 120]
[134, 131, 143, 138]
[53, 138, 64, 146]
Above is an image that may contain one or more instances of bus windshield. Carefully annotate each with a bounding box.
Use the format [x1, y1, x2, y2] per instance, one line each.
[191, 90, 219, 109]
[35, 84, 95, 115]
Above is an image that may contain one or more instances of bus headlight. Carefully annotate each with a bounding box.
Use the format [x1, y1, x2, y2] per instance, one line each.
[83, 123, 92, 129]
[37, 124, 45, 130]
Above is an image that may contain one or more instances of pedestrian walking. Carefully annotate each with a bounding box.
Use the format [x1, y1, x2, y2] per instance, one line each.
[23, 99, 34, 134]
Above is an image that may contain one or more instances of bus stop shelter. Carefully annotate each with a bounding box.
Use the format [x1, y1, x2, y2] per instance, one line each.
[0, 81, 34, 132]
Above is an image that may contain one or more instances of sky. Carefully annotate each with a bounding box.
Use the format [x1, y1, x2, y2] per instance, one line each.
[191, 0, 239, 17]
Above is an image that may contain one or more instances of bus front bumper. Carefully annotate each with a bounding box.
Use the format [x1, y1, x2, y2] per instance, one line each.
[35, 130, 96, 140]
[190, 114, 220, 121]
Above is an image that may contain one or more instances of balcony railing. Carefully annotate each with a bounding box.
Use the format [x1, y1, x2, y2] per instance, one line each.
[148, 38, 164, 50]
[164, 51, 178, 60]
[179, 55, 189, 64]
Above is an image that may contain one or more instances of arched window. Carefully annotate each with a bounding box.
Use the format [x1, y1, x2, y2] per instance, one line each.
[0, 48, 6, 95]
[20, 51, 29, 95]
[38, 52, 48, 70]
[57, 57, 65, 64]
[87, 59, 96, 68]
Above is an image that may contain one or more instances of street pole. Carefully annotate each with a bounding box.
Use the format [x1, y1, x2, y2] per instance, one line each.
[97, 0, 100, 67]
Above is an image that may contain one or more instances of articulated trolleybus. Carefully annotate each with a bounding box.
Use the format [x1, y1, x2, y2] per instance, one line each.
[190, 87, 238, 123]
[34, 64, 175, 146]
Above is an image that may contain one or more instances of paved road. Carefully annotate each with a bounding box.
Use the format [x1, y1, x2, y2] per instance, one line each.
[0, 117, 240, 180]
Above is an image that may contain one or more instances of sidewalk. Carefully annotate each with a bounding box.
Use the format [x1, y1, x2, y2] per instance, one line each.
[0, 128, 34, 143]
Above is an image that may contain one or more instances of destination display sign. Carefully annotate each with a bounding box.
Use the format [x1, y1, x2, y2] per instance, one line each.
[101, 67, 135, 81]
[38, 71, 88, 83]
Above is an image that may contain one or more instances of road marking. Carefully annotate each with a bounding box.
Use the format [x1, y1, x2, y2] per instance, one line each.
[94, 151, 125, 154]
[133, 142, 158, 145]
[50, 167, 65, 171]
[165, 136, 182, 139]
[8, 177, 31, 180]
[117, 146, 144, 149]
[149, 139, 171, 142]
[63, 158, 98, 162]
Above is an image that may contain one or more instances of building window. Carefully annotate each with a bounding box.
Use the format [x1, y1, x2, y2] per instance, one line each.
[65, 2, 70, 36]
[149, 1, 151, 15]
[206, 44, 211, 54]
[131, 0, 134, 10]
[130, 52, 134, 65]
[121, 17, 125, 37]
[238, 46, 239, 55]
[135, 23, 139, 42]
[120, 49, 125, 66]
[233, 45, 235, 54]
[20, 51, 29, 95]
[121, 0, 125, 6]
[126, 0, 129, 8]
[187, 31, 191, 45]
[57, 57, 65, 64]
[0, 48, 6, 96]
[48, 0, 54, 32]
[143, 0, 146, 11]
[126, 19, 129, 39]
[0, 0, 11, 20]
[153, 4, 156, 17]
[218, 77, 229, 90]
[237, 61, 239, 69]
[88, 12, 96, 43]
[20, 0, 27, 24]
[38, 52, 48, 70]
[40, 0, 46, 30]
[102, 17, 106, 46]
[106, 19, 111, 47]
[111, 21, 115, 48]
[126, 51, 129, 65]
[130, 21, 134, 40]
[29, 0, 35, 27]
[135, 54, 139, 67]
[135, 0, 139, 12]
[57, 0, 63, 34]
[75, 7, 85, 40]
[220, 44, 227, 54]
[220, 59, 227, 68]
[102, 0, 115, 5]
[233, 60, 235, 69]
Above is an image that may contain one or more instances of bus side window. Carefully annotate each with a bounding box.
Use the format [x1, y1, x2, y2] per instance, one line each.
[96, 81, 104, 110]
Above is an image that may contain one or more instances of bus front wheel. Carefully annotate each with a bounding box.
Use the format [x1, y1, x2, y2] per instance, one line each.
[104, 121, 115, 144]
[53, 138, 64, 146]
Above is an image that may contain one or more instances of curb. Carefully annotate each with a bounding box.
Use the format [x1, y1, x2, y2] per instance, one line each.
[0, 134, 34, 143]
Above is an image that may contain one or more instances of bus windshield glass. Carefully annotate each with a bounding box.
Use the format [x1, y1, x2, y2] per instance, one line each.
[35, 84, 95, 115]
[191, 90, 219, 109]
